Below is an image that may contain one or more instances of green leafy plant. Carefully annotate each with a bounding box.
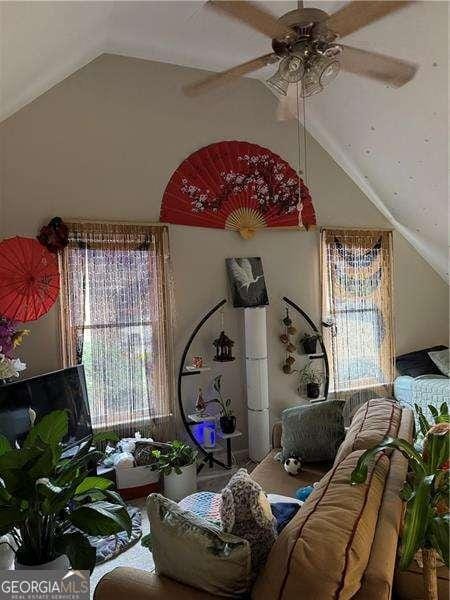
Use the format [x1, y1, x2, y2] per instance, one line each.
[0, 410, 130, 572]
[298, 364, 324, 386]
[150, 440, 197, 477]
[351, 403, 450, 600]
[208, 375, 233, 416]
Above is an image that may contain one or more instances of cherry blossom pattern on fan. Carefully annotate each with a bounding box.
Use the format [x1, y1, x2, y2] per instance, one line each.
[161, 141, 315, 239]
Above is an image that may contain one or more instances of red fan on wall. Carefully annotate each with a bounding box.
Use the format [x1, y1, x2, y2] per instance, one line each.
[0, 237, 60, 322]
[160, 141, 315, 239]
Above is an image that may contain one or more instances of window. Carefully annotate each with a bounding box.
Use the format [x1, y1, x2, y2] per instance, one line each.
[321, 229, 394, 399]
[60, 222, 174, 437]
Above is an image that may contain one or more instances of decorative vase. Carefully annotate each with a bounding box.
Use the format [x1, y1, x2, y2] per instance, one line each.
[163, 463, 197, 502]
[220, 415, 236, 434]
[302, 338, 318, 354]
[306, 382, 320, 399]
[15, 554, 70, 571]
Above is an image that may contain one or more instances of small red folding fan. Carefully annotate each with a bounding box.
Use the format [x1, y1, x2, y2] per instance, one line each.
[160, 141, 316, 238]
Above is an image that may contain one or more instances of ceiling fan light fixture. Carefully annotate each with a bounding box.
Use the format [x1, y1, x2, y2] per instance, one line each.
[306, 52, 341, 91]
[318, 57, 340, 88]
[267, 70, 290, 95]
[300, 70, 322, 98]
[279, 55, 305, 83]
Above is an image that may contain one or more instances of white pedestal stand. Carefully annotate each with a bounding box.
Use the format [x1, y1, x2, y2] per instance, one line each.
[244, 307, 270, 462]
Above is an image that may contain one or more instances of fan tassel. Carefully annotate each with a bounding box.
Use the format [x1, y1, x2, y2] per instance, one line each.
[239, 228, 256, 240]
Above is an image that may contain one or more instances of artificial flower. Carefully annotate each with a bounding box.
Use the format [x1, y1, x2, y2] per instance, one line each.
[0, 351, 27, 380]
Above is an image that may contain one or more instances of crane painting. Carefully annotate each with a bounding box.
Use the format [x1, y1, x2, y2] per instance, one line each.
[226, 257, 269, 308]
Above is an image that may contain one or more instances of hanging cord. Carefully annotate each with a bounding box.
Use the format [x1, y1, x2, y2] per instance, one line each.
[295, 81, 309, 189]
[296, 84, 309, 182]
[302, 94, 308, 188]
[296, 82, 302, 179]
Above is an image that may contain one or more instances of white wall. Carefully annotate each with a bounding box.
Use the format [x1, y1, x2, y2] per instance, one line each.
[1, 54, 448, 449]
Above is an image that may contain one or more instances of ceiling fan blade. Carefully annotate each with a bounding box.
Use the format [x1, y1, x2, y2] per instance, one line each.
[327, 1, 413, 39]
[207, 0, 296, 40]
[184, 53, 278, 97]
[341, 45, 418, 87]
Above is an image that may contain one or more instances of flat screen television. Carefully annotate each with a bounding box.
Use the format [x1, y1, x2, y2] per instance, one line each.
[0, 365, 92, 449]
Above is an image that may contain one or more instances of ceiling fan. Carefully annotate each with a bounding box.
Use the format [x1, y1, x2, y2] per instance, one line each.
[184, 0, 418, 99]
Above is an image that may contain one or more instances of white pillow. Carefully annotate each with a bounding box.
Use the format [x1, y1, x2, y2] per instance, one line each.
[428, 349, 450, 377]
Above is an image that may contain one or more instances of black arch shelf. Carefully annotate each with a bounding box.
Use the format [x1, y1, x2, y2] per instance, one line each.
[178, 296, 331, 473]
[282, 296, 330, 400]
[177, 298, 230, 471]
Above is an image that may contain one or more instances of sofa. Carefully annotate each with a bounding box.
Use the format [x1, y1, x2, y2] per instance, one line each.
[94, 398, 447, 599]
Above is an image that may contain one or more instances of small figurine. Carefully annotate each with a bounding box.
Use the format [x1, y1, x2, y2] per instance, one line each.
[195, 387, 206, 413]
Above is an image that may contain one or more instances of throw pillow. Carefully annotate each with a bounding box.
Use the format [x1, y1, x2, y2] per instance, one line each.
[221, 469, 277, 577]
[281, 399, 345, 463]
[396, 345, 447, 377]
[428, 349, 450, 377]
[147, 493, 252, 597]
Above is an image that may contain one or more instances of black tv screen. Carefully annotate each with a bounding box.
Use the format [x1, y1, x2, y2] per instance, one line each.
[0, 365, 92, 448]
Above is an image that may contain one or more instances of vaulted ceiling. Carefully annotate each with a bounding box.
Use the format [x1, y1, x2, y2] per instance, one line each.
[1, 1, 448, 281]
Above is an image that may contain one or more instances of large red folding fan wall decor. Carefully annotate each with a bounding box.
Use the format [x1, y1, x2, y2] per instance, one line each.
[160, 141, 316, 239]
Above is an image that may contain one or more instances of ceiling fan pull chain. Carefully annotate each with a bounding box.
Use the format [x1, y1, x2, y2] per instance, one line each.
[296, 81, 302, 181]
[302, 93, 308, 188]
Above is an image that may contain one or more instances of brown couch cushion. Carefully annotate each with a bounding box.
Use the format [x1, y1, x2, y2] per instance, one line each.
[251, 450, 330, 497]
[94, 567, 219, 600]
[334, 398, 403, 466]
[252, 450, 390, 600]
[272, 421, 282, 449]
[354, 406, 414, 600]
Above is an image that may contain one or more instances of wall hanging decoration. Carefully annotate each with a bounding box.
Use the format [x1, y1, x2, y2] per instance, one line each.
[226, 257, 269, 308]
[0, 237, 60, 322]
[160, 141, 315, 239]
[280, 297, 330, 402]
[37, 217, 69, 254]
[280, 307, 298, 374]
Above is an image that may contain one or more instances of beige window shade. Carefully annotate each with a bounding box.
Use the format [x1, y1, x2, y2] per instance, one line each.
[321, 229, 394, 414]
[59, 221, 176, 439]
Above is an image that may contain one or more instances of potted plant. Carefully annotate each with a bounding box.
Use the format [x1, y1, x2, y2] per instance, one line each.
[210, 375, 236, 434]
[351, 403, 450, 600]
[0, 410, 131, 572]
[151, 441, 197, 502]
[298, 364, 323, 399]
[300, 332, 322, 355]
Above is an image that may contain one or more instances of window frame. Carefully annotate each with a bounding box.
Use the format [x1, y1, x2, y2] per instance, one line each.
[59, 222, 174, 434]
